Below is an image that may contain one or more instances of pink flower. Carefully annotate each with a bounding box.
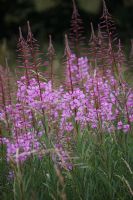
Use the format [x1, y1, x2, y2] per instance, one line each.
[123, 124, 130, 133]
[117, 121, 123, 130]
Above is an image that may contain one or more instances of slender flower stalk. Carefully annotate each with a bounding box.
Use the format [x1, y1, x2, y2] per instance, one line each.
[47, 35, 55, 88]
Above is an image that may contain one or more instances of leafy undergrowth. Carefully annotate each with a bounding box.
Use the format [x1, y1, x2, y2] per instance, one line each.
[1, 132, 133, 200]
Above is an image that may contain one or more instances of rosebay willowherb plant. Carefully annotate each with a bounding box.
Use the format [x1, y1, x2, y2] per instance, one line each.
[0, 0, 133, 199]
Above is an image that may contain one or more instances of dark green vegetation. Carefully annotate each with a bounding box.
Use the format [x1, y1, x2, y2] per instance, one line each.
[0, 0, 133, 64]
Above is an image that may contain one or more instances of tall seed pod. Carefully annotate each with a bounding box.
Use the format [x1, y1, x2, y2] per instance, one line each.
[96, 24, 109, 74]
[88, 22, 98, 70]
[27, 21, 43, 73]
[17, 27, 31, 85]
[69, 0, 86, 57]
[27, 21, 47, 134]
[47, 35, 55, 88]
[99, 0, 119, 76]
[26, 21, 44, 103]
[64, 34, 80, 135]
[0, 66, 11, 134]
[116, 39, 126, 81]
[64, 34, 74, 93]
[100, 0, 118, 44]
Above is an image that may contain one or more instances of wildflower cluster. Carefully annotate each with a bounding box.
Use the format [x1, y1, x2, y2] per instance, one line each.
[0, 56, 133, 167]
[0, 0, 133, 171]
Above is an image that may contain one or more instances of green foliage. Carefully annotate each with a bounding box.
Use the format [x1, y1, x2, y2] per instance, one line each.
[33, 0, 61, 12]
[78, 0, 101, 14]
[1, 130, 133, 200]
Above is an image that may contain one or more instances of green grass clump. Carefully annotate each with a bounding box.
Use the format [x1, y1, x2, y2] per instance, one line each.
[1, 130, 133, 200]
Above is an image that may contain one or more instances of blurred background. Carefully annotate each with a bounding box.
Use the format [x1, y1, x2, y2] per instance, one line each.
[0, 0, 133, 66]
